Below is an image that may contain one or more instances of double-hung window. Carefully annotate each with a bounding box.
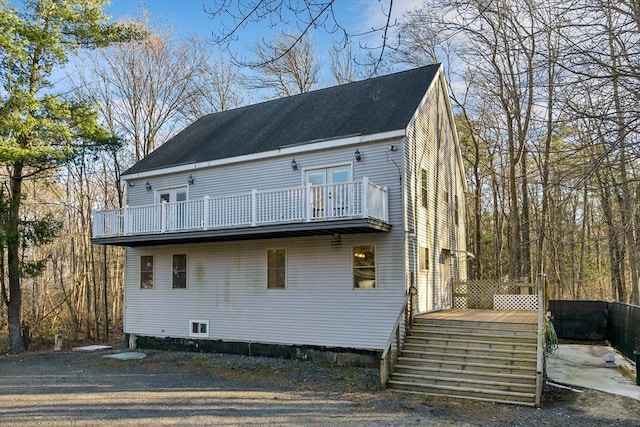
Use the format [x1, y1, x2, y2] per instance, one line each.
[267, 249, 286, 289]
[353, 245, 376, 288]
[172, 254, 187, 288]
[421, 169, 428, 208]
[140, 255, 154, 289]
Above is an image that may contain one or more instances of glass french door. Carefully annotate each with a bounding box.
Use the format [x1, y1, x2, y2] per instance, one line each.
[305, 166, 351, 219]
[157, 187, 188, 230]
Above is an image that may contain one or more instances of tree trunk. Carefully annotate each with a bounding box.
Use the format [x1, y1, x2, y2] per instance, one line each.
[7, 162, 26, 353]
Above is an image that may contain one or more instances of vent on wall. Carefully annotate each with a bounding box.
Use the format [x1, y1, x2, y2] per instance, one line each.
[189, 320, 209, 338]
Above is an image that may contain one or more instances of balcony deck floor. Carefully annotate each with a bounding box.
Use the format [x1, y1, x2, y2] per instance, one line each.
[416, 308, 537, 324]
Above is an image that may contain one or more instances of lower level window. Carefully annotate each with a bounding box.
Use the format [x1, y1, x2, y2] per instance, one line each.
[267, 248, 286, 289]
[353, 245, 376, 288]
[140, 255, 154, 289]
[172, 254, 187, 288]
[189, 320, 209, 338]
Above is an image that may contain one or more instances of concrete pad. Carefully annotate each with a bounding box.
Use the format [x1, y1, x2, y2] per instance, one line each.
[103, 352, 146, 360]
[72, 345, 112, 352]
[547, 344, 640, 401]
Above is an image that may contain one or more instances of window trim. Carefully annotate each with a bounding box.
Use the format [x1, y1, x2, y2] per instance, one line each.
[421, 168, 428, 208]
[140, 255, 154, 289]
[420, 246, 429, 271]
[267, 248, 287, 289]
[189, 320, 209, 338]
[172, 253, 188, 289]
[352, 244, 376, 289]
[154, 185, 189, 203]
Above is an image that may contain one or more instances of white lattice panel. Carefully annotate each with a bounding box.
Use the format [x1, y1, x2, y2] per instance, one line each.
[493, 294, 538, 311]
[453, 296, 468, 309]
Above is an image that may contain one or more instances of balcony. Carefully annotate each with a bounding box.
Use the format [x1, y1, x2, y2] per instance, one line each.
[92, 178, 390, 246]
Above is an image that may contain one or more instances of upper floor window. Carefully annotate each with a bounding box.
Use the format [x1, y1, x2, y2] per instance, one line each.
[454, 195, 459, 225]
[421, 169, 428, 208]
[157, 186, 187, 204]
[419, 247, 429, 271]
[353, 245, 376, 289]
[172, 254, 187, 288]
[140, 255, 154, 289]
[267, 248, 286, 289]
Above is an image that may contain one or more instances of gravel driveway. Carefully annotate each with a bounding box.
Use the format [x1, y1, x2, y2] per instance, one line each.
[1, 346, 639, 426]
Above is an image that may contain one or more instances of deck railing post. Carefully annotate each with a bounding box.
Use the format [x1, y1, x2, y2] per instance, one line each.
[123, 205, 129, 235]
[535, 273, 545, 407]
[251, 189, 258, 226]
[203, 196, 209, 229]
[383, 186, 389, 222]
[305, 183, 312, 221]
[161, 201, 167, 232]
[362, 177, 369, 218]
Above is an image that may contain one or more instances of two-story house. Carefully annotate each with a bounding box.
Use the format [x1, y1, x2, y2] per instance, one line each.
[92, 64, 468, 366]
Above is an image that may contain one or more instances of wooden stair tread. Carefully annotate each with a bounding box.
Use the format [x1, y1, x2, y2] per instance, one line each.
[388, 388, 536, 407]
[394, 364, 536, 380]
[397, 356, 536, 371]
[388, 379, 536, 398]
[391, 372, 536, 389]
[401, 343, 537, 356]
[404, 337, 537, 349]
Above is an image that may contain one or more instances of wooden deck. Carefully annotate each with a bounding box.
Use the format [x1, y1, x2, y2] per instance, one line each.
[416, 309, 537, 324]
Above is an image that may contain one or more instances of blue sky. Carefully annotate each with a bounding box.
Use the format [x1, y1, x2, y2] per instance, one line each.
[105, 1, 421, 64]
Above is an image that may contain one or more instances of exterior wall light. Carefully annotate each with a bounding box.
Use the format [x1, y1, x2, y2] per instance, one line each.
[291, 158, 298, 171]
[145, 181, 152, 191]
[188, 174, 195, 185]
[355, 149, 362, 162]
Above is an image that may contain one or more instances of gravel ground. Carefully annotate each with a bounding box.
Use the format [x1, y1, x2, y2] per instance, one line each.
[1, 345, 639, 426]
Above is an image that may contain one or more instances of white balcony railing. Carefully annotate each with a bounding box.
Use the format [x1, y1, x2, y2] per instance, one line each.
[92, 178, 388, 238]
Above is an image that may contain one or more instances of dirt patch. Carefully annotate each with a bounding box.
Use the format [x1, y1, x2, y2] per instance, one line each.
[1, 346, 639, 426]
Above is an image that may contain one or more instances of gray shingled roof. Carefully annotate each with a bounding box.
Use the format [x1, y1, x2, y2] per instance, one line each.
[124, 65, 440, 175]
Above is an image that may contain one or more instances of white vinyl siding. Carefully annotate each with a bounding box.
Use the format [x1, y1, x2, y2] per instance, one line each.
[124, 233, 404, 350]
[405, 73, 467, 313]
[123, 137, 407, 351]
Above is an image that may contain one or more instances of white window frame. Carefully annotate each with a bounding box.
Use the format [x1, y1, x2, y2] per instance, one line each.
[189, 320, 209, 338]
[267, 248, 287, 289]
[352, 244, 376, 289]
[301, 163, 352, 186]
[419, 246, 429, 271]
[140, 255, 154, 289]
[172, 253, 188, 289]
[155, 185, 189, 203]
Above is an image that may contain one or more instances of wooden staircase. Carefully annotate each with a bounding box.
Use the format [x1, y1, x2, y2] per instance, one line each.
[388, 315, 539, 406]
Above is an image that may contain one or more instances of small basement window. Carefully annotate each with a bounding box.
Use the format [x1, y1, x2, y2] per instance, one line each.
[189, 320, 209, 338]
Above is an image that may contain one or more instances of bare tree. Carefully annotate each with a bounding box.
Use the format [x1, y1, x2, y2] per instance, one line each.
[206, 0, 396, 73]
[76, 22, 214, 163]
[180, 52, 245, 120]
[247, 32, 321, 97]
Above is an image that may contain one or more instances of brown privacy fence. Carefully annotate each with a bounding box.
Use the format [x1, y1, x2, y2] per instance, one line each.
[452, 280, 538, 311]
[549, 300, 640, 360]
